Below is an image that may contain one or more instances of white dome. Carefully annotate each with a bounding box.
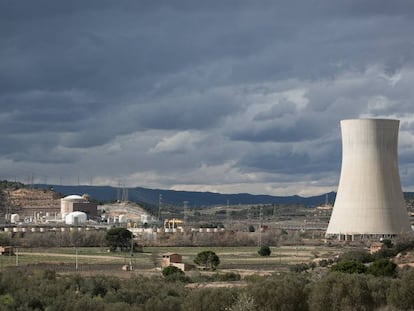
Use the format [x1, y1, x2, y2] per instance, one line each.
[65, 211, 87, 225]
[62, 195, 86, 202]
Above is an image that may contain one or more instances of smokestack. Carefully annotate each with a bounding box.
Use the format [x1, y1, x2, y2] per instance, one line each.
[326, 119, 411, 240]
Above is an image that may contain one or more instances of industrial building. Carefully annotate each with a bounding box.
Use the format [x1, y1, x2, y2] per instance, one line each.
[326, 118, 411, 240]
[60, 194, 98, 220]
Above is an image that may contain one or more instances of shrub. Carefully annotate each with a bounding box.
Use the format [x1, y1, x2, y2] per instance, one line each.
[331, 261, 367, 274]
[339, 249, 373, 263]
[367, 259, 397, 277]
[162, 266, 184, 278]
[258, 246, 271, 257]
[182, 287, 237, 311]
[290, 263, 311, 273]
[309, 272, 374, 311]
[214, 272, 241, 282]
[249, 274, 309, 311]
[388, 269, 414, 310]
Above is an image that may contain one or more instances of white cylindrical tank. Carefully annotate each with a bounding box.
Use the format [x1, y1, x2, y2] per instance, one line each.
[10, 214, 20, 224]
[119, 214, 127, 223]
[65, 211, 87, 225]
[326, 119, 411, 238]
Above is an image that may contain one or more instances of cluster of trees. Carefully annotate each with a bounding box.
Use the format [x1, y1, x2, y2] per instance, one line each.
[3, 227, 135, 251]
[331, 258, 398, 277]
[1, 231, 107, 248]
[154, 228, 302, 247]
[2, 266, 414, 310]
[329, 238, 414, 278]
[0, 180, 24, 191]
[2, 226, 300, 250]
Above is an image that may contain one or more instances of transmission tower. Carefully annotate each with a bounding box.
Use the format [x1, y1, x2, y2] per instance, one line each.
[259, 206, 263, 247]
[158, 194, 163, 221]
[226, 199, 232, 229]
[183, 201, 189, 226]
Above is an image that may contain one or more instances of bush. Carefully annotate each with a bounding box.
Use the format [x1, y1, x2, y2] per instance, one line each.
[290, 263, 314, 273]
[258, 246, 271, 257]
[388, 269, 414, 310]
[339, 249, 373, 263]
[214, 272, 241, 282]
[309, 272, 374, 311]
[367, 259, 397, 277]
[162, 266, 184, 277]
[318, 259, 334, 267]
[249, 274, 309, 311]
[331, 261, 367, 274]
[182, 288, 238, 311]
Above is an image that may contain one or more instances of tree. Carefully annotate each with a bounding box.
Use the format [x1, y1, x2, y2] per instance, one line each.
[194, 250, 220, 270]
[258, 245, 271, 257]
[105, 227, 133, 252]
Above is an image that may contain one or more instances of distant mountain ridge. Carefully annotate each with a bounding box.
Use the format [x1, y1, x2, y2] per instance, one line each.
[34, 184, 337, 209]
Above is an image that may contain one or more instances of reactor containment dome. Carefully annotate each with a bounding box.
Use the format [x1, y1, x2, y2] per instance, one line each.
[326, 118, 411, 240]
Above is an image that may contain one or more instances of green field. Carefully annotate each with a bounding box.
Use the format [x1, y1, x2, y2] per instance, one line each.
[1, 245, 345, 273]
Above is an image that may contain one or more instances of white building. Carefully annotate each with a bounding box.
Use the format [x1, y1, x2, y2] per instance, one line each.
[65, 211, 88, 225]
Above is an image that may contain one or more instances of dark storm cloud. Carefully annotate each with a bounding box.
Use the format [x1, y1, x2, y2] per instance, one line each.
[2, 0, 414, 194]
[230, 111, 332, 142]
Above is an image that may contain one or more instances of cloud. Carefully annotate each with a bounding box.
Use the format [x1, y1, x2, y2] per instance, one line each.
[150, 131, 206, 154]
[2, 1, 414, 195]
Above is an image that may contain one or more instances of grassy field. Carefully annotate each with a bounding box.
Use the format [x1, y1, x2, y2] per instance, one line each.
[0, 245, 345, 273]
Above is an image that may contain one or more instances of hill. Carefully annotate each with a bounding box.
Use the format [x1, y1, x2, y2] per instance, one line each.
[34, 184, 336, 210]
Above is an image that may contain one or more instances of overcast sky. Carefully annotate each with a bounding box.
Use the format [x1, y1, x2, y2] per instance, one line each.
[2, 1, 414, 196]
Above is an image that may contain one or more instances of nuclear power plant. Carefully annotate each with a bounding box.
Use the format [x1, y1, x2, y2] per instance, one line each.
[326, 118, 411, 240]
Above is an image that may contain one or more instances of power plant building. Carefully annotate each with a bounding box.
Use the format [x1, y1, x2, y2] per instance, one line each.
[326, 118, 411, 240]
[60, 195, 98, 220]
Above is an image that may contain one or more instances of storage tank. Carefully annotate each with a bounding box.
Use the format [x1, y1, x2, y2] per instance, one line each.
[10, 214, 20, 224]
[65, 211, 87, 225]
[326, 119, 411, 240]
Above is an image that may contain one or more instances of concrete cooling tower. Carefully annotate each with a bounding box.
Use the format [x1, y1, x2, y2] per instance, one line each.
[326, 118, 411, 240]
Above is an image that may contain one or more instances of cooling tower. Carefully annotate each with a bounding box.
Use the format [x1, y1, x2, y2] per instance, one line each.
[326, 118, 411, 240]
